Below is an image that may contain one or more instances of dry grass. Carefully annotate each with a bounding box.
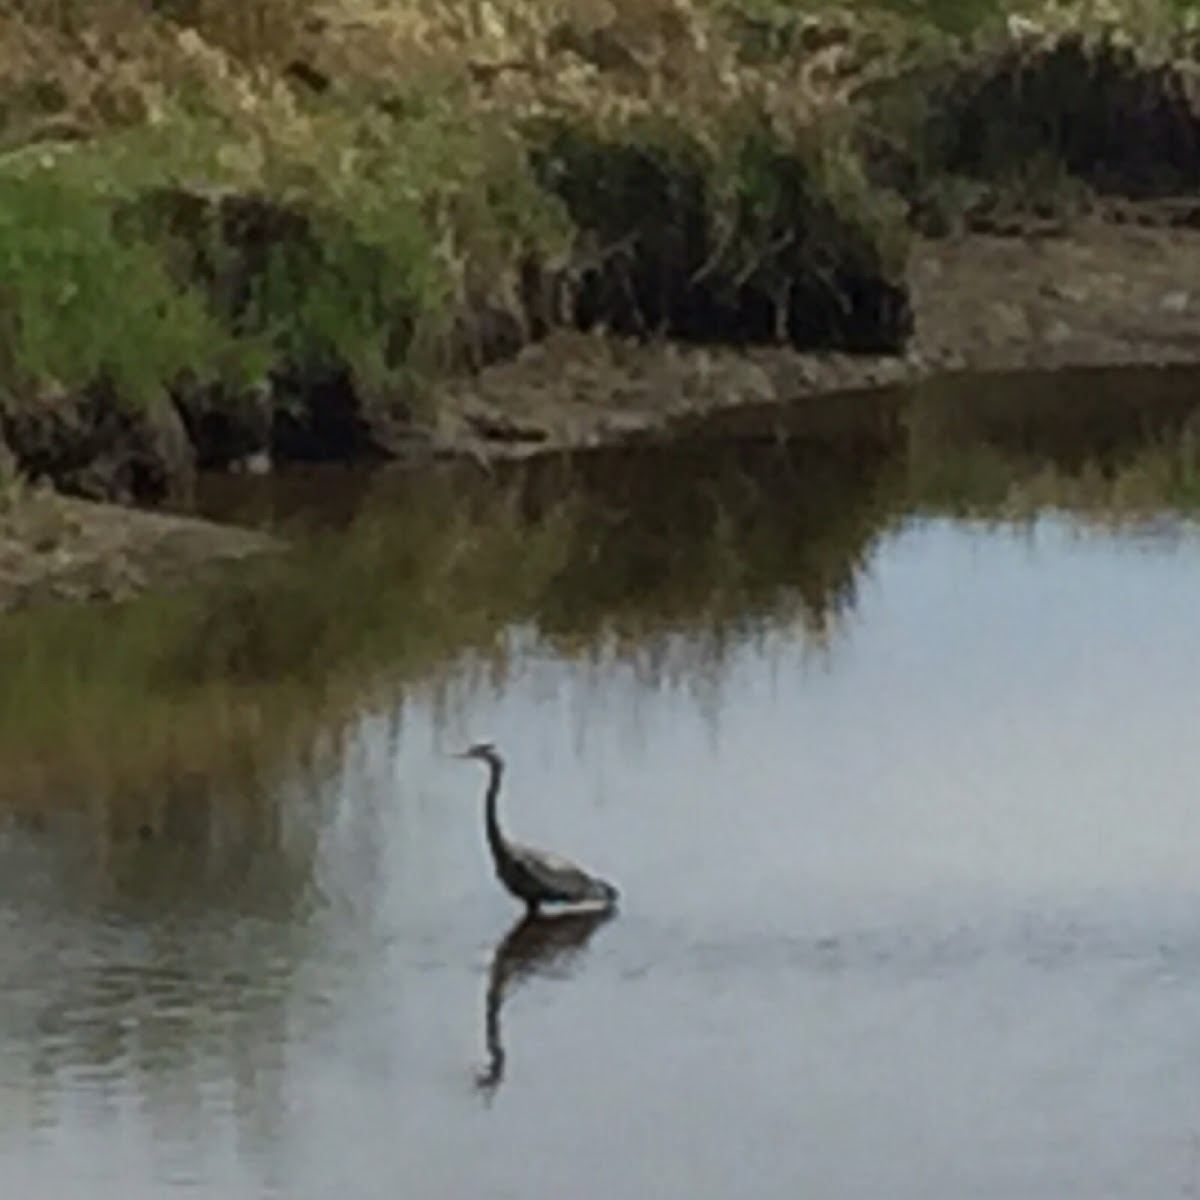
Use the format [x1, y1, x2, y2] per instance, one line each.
[0, 0, 1193, 196]
[0, 0, 931, 445]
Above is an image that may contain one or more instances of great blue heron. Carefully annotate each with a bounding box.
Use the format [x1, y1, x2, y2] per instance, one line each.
[454, 742, 620, 915]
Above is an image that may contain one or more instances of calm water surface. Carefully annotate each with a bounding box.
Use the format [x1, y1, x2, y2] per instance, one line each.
[5, 370, 1200, 1198]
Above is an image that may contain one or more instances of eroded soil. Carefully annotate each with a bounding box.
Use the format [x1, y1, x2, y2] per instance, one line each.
[433, 219, 1200, 458]
[0, 487, 277, 612]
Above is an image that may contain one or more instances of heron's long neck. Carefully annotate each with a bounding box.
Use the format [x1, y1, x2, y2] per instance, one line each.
[484, 759, 506, 858]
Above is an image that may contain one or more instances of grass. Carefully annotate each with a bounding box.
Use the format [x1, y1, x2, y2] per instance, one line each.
[0, 3, 577, 436]
[0, 0, 1049, 441]
[24, 77, 558, 388]
[0, 168, 230, 407]
[0, 0, 1191, 448]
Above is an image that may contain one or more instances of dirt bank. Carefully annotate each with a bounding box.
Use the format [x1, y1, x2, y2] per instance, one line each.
[4, 210, 1200, 613]
[431, 215, 1200, 457]
[0, 485, 277, 612]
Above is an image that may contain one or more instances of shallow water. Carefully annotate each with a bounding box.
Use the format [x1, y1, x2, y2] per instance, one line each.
[6, 369, 1200, 1198]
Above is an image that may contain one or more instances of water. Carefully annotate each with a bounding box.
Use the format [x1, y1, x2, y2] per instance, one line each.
[5, 369, 1200, 1198]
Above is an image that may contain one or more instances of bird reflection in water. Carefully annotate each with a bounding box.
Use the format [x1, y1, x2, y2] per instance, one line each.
[476, 908, 614, 1100]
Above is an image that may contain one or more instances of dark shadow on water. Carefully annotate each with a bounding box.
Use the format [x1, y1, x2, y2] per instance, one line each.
[476, 909, 615, 1101]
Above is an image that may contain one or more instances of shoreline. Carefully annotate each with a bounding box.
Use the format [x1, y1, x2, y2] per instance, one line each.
[5, 212, 1200, 614]
[0, 485, 277, 613]
[3, 6, 1200, 607]
[3, 5, 1200, 499]
[430, 217, 1200, 460]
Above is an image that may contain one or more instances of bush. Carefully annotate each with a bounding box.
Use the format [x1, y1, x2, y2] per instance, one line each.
[0, 166, 226, 408]
[528, 105, 910, 349]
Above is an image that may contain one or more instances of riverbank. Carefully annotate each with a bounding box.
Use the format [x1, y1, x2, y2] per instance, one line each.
[434, 215, 1200, 456]
[1, 1, 1200, 604]
[0, 480, 276, 611]
[5, 215, 1200, 609]
[0, 2, 1198, 489]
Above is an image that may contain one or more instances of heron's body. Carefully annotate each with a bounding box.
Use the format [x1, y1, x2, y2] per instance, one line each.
[461, 742, 619, 915]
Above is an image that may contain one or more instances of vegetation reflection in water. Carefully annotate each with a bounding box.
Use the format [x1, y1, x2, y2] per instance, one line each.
[2, 367, 1200, 1139]
[0, 438, 898, 812]
[4, 366, 1200, 825]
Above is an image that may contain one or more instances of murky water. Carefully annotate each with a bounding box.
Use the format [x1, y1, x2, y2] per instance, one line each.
[6, 369, 1200, 1198]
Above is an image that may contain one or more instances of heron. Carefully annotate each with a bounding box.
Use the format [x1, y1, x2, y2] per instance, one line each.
[453, 741, 620, 915]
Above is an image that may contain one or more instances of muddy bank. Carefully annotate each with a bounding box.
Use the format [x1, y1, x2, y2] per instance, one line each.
[13, 215, 1198, 481]
[0, 486, 276, 612]
[912, 214, 1200, 371]
[432, 217, 1200, 457]
[4, 209, 1200, 612]
[6, 212, 1200, 612]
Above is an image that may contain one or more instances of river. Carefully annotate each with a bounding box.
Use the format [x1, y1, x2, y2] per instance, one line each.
[2, 367, 1200, 1198]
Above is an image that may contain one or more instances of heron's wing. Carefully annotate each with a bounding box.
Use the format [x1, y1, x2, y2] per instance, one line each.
[509, 841, 604, 899]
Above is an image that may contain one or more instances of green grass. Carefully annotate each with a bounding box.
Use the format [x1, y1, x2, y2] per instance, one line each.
[0, 0, 913, 432]
[0, 72, 571, 421]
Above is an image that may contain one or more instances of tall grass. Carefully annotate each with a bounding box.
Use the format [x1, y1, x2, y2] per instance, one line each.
[0, 0, 1188, 428]
[0, 0, 927, 427]
[0, 1, 573, 424]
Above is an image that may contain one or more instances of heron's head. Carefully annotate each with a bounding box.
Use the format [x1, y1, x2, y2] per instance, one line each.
[454, 741, 502, 767]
